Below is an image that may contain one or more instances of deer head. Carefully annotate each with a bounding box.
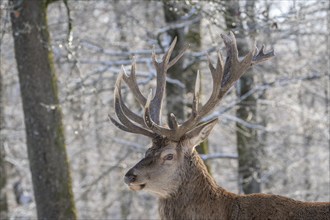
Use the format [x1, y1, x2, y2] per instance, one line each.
[110, 32, 274, 198]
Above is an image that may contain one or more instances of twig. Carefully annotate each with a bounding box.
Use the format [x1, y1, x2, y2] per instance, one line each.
[200, 153, 238, 160]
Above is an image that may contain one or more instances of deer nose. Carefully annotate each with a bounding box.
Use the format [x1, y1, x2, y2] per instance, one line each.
[124, 170, 137, 184]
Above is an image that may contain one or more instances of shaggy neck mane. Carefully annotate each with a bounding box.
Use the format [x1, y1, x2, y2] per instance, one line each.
[158, 151, 237, 220]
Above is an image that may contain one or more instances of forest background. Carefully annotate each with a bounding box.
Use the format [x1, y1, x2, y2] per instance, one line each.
[0, 0, 329, 219]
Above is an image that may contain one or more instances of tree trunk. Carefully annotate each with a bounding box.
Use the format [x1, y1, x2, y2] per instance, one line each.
[0, 56, 8, 220]
[162, 0, 210, 171]
[224, 0, 261, 194]
[162, 0, 186, 124]
[10, 0, 77, 219]
[299, 88, 313, 200]
[162, 0, 202, 121]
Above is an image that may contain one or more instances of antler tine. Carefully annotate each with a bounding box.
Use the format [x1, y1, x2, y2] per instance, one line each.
[222, 32, 239, 67]
[192, 70, 201, 117]
[150, 37, 188, 124]
[163, 37, 177, 67]
[168, 44, 189, 69]
[177, 51, 225, 132]
[144, 89, 179, 139]
[113, 73, 156, 138]
[144, 89, 154, 128]
[149, 38, 176, 124]
[252, 44, 275, 64]
[109, 115, 131, 133]
[197, 51, 225, 116]
[149, 50, 165, 124]
[122, 59, 147, 107]
[221, 32, 245, 88]
[115, 70, 146, 126]
[169, 113, 179, 130]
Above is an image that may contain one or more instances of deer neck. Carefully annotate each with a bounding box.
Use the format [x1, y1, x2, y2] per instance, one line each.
[158, 151, 237, 219]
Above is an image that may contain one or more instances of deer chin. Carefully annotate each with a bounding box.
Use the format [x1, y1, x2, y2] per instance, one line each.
[128, 183, 146, 191]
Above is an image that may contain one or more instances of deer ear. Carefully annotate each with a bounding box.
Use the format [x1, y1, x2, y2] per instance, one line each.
[183, 118, 218, 152]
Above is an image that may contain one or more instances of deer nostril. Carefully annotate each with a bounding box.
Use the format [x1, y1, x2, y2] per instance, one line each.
[124, 172, 137, 184]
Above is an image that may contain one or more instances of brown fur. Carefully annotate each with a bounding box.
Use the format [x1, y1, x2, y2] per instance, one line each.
[158, 151, 330, 220]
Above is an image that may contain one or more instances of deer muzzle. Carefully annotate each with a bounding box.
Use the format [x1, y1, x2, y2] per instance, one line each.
[124, 169, 137, 184]
[124, 168, 146, 191]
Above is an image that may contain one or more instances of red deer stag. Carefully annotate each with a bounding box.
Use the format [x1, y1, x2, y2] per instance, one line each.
[110, 32, 330, 220]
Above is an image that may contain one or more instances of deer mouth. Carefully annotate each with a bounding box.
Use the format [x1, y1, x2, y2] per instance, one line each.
[129, 183, 146, 191]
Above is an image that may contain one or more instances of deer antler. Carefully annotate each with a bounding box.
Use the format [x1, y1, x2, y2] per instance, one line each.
[110, 37, 187, 137]
[111, 32, 274, 141]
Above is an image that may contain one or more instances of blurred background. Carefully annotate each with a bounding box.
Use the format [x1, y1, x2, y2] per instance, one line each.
[0, 0, 329, 219]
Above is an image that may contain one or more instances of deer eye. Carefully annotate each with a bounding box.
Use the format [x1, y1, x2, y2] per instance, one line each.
[164, 154, 174, 160]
